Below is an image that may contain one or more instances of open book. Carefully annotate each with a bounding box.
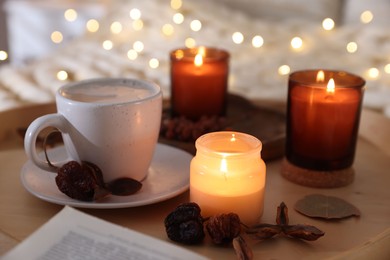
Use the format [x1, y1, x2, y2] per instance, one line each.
[2, 206, 208, 260]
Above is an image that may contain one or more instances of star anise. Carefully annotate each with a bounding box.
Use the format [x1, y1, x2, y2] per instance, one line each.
[247, 202, 325, 241]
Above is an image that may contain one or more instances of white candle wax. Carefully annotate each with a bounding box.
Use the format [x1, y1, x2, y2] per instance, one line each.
[190, 131, 266, 225]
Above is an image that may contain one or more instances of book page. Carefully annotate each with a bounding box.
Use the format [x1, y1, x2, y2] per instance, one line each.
[2, 206, 208, 260]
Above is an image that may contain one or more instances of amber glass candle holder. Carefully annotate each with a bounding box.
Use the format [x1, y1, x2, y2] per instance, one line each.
[170, 47, 229, 120]
[282, 70, 365, 188]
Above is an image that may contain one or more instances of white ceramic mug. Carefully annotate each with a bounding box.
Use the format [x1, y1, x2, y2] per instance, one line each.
[24, 78, 162, 182]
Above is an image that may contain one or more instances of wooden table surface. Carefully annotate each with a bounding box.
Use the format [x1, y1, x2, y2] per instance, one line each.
[0, 102, 389, 259]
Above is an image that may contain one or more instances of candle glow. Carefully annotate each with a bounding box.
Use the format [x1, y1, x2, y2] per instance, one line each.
[326, 78, 335, 94]
[190, 132, 266, 225]
[286, 70, 365, 171]
[194, 47, 205, 67]
[317, 70, 325, 82]
[170, 47, 229, 119]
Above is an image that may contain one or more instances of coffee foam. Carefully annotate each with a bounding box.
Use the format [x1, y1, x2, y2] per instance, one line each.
[61, 84, 155, 104]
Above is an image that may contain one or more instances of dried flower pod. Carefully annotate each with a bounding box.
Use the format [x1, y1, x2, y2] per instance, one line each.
[232, 236, 253, 260]
[247, 202, 325, 242]
[276, 202, 289, 226]
[247, 224, 281, 240]
[164, 202, 205, 244]
[55, 161, 107, 201]
[206, 213, 241, 245]
[283, 224, 325, 241]
[160, 114, 227, 142]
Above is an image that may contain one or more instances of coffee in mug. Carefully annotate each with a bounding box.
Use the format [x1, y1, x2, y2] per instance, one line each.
[24, 78, 163, 182]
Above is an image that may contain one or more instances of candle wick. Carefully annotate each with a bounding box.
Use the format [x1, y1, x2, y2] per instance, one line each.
[325, 95, 334, 100]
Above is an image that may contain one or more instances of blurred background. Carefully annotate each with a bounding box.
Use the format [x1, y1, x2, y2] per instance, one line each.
[0, 0, 389, 116]
[0, 0, 7, 54]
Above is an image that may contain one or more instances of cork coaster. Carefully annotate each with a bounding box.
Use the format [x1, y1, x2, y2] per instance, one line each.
[281, 158, 354, 188]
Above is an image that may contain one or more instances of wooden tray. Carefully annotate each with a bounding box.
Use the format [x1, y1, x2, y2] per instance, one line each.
[1, 103, 389, 259]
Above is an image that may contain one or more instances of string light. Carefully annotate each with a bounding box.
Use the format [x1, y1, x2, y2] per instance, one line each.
[366, 67, 379, 79]
[110, 21, 123, 34]
[173, 13, 184, 24]
[346, 42, 358, 53]
[162, 24, 174, 36]
[5, 0, 387, 103]
[0, 50, 8, 61]
[185, 38, 196, 48]
[102, 40, 113, 50]
[384, 64, 390, 74]
[133, 41, 144, 52]
[171, 0, 182, 10]
[278, 65, 290, 75]
[132, 20, 144, 31]
[360, 10, 373, 24]
[290, 36, 303, 49]
[129, 8, 141, 20]
[127, 49, 138, 60]
[149, 58, 159, 69]
[232, 32, 244, 44]
[252, 35, 264, 48]
[56, 70, 68, 81]
[51, 31, 63, 44]
[190, 20, 202, 31]
[86, 19, 99, 33]
[322, 18, 335, 31]
[64, 9, 77, 22]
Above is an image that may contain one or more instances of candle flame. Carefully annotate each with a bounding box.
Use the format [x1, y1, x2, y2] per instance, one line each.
[317, 70, 325, 82]
[220, 158, 228, 173]
[194, 47, 205, 67]
[194, 53, 203, 66]
[326, 78, 335, 94]
[230, 134, 236, 142]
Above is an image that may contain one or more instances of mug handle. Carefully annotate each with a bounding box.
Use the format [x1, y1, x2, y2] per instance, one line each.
[24, 114, 70, 172]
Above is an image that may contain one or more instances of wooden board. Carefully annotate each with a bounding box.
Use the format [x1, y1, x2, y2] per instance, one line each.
[159, 94, 286, 161]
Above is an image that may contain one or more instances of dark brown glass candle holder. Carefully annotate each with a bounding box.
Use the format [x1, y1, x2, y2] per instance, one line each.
[170, 47, 229, 120]
[282, 70, 365, 188]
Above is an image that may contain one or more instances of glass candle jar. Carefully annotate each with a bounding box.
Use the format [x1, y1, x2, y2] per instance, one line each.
[170, 47, 229, 120]
[286, 70, 365, 171]
[190, 131, 266, 225]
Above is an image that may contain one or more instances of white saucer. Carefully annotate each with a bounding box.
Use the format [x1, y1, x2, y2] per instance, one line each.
[21, 143, 192, 208]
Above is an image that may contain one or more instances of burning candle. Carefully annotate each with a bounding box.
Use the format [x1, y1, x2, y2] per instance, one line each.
[286, 70, 365, 171]
[190, 131, 266, 225]
[170, 47, 229, 120]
